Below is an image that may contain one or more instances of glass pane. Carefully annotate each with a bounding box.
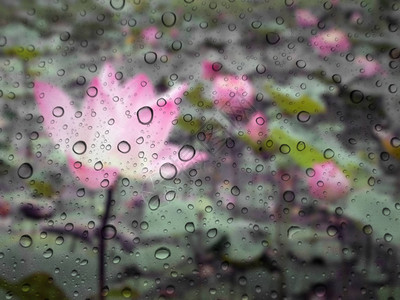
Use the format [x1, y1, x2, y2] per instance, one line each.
[1, 0, 399, 299]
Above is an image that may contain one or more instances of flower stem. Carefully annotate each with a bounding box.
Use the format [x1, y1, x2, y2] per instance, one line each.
[99, 188, 113, 300]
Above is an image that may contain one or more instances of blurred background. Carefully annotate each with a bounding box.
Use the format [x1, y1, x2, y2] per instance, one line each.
[1, 0, 400, 299]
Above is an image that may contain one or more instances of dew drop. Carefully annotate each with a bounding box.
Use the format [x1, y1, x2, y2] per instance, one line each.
[161, 12, 177, 27]
[207, 228, 218, 238]
[52, 106, 64, 117]
[144, 52, 157, 64]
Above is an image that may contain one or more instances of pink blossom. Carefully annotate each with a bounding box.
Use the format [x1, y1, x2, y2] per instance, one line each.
[141, 26, 159, 46]
[212, 75, 254, 115]
[34, 63, 207, 189]
[355, 56, 382, 78]
[307, 161, 350, 202]
[295, 9, 319, 28]
[246, 112, 268, 142]
[310, 29, 351, 56]
[201, 60, 219, 80]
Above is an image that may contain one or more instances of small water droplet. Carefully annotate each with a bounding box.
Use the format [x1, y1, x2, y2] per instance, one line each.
[43, 248, 53, 259]
[144, 52, 157, 64]
[52, 106, 64, 117]
[161, 12, 177, 27]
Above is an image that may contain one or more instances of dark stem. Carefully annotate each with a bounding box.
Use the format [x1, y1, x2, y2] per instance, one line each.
[99, 188, 113, 300]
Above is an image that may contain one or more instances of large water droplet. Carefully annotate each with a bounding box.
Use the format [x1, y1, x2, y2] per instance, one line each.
[159, 163, 177, 180]
[73, 141, 87, 155]
[161, 12, 177, 27]
[185, 222, 195, 233]
[43, 248, 53, 259]
[148, 195, 160, 211]
[19, 235, 32, 248]
[117, 141, 131, 153]
[52, 106, 64, 117]
[137, 106, 154, 125]
[144, 52, 157, 64]
[18, 163, 33, 179]
[178, 145, 196, 161]
[110, 0, 125, 10]
[207, 228, 218, 238]
[154, 247, 171, 260]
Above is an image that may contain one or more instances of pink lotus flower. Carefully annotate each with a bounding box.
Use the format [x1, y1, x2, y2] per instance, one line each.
[310, 29, 351, 56]
[34, 63, 207, 189]
[212, 75, 254, 115]
[201, 60, 219, 80]
[295, 9, 319, 28]
[246, 112, 268, 142]
[355, 56, 382, 78]
[307, 161, 350, 202]
[141, 26, 159, 46]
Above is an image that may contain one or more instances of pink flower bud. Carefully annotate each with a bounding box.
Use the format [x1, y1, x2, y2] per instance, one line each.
[295, 9, 319, 28]
[246, 112, 268, 142]
[141, 26, 159, 46]
[355, 56, 382, 78]
[310, 29, 351, 56]
[307, 161, 350, 202]
[212, 75, 254, 115]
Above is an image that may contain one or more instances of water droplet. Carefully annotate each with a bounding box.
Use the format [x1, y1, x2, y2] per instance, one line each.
[144, 52, 157, 64]
[296, 60, 306, 69]
[266, 32, 280, 45]
[207, 228, 218, 238]
[19, 235, 32, 248]
[350, 90, 364, 104]
[86, 86, 98, 98]
[101, 225, 117, 240]
[287, 226, 301, 239]
[256, 64, 266, 74]
[178, 145, 196, 161]
[279, 144, 291, 154]
[212, 62, 223, 72]
[76, 188, 85, 197]
[185, 222, 195, 233]
[323, 148, 335, 159]
[55, 236, 64, 245]
[326, 225, 338, 237]
[137, 106, 154, 125]
[382, 207, 391, 216]
[384, 233, 393, 242]
[43, 248, 53, 259]
[296, 141, 306, 151]
[148, 195, 160, 211]
[226, 138, 235, 148]
[117, 141, 131, 153]
[113, 256, 121, 264]
[52, 106, 64, 117]
[283, 190, 295, 202]
[362, 224, 373, 235]
[297, 111, 310, 122]
[110, 0, 125, 10]
[159, 163, 177, 180]
[231, 186, 240, 196]
[73, 141, 87, 155]
[390, 137, 400, 148]
[161, 12, 177, 27]
[18, 163, 33, 179]
[155, 247, 171, 260]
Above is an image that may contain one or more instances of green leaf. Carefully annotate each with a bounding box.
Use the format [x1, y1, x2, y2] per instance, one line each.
[186, 84, 214, 109]
[265, 78, 327, 115]
[0, 273, 68, 300]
